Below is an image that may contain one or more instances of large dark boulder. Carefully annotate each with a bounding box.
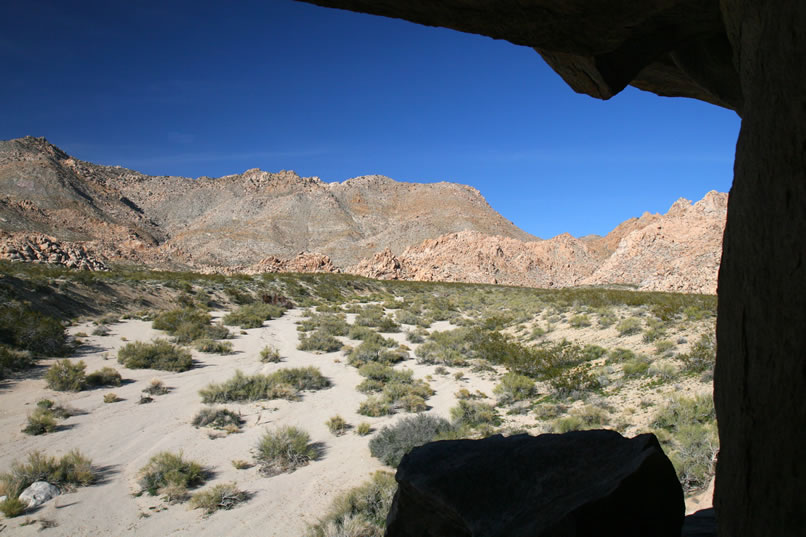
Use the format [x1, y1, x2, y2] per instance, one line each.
[386, 431, 684, 537]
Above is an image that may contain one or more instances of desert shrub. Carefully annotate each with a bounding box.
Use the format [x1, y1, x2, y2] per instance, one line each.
[190, 482, 249, 514]
[307, 471, 396, 537]
[405, 327, 427, 344]
[648, 362, 679, 381]
[0, 345, 34, 379]
[255, 426, 317, 476]
[153, 307, 221, 343]
[298, 330, 343, 353]
[92, 325, 110, 336]
[606, 348, 635, 364]
[651, 394, 718, 493]
[395, 310, 419, 325]
[143, 378, 169, 395]
[298, 313, 350, 336]
[22, 407, 58, 435]
[224, 286, 254, 305]
[356, 422, 372, 436]
[493, 372, 537, 404]
[597, 309, 617, 328]
[85, 367, 123, 387]
[414, 340, 465, 367]
[450, 400, 500, 428]
[223, 303, 285, 329]
[654, 340, 676, 355]
[569, 314, 591, 328]
[138, 451, 205, 501]
[347, 325, 377, 341]
[45, 359, 86, 391]
[117, 339, 193, 372]
[550, 405, 609, 433]
[357, 396, 392, 417]
[199, 368, 329, 403]
[0, 304, 68, 357]
[232, 459, 251, 470]
[260, 345, 282, 363]
[533, 403, 567, 421]
[326, 415, 348, 436]
[0, 450, 95, 505]
[0, 496, 26, 517]
[369, 414, 455, 467]
[103, 393, 121, 403]
[192, 407, 243, 430]
[193, 339, 233, 354]
[347, 341, 406, 368]
[616, 318, 642, 336]
[622, 356, 651, 378]
[679, 333, 715, 374]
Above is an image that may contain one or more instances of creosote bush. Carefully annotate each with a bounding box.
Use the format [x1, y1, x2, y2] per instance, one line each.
[616, 318, 642, 336]
[199, 367, 330, 403]
[223, 303, 285, 329]
[550, 405, 609, 433]
[117, 339, 193, 372]
[0, 304, 68, 358]
[193, 339, 233, 354]
[493, 372, 537, 404]
[86, 366, 123, 387]
[449, 400, 501, 429]
[0, 345, 35, 380]
[369, 414, 455, 467]
[0, 449, 95, 515]
[307, 471, 396, 537]
[255, 426, 317, 476]
[326, 415, 348, 436]
[138, 451, 205, 501]
[297, 330, 343, 353]
[260, 345, 282, 363]
[192, 407, 243, 431]
[190, 483, 249, 515]
[45, 359, 86, 391]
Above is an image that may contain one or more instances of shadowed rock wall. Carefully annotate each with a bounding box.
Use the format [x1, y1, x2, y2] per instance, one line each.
[299, 1, 806, 535]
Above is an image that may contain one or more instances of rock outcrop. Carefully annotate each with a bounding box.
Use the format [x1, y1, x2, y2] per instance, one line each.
[0, 231, 108, 271]
[350, 193, 727, 294]
[386, 431, 683, 537]
[249, 252, 339, 274]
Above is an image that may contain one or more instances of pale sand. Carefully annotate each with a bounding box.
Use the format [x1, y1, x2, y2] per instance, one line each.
[0, 309, 498, 536]
[0, 306, 713, 535]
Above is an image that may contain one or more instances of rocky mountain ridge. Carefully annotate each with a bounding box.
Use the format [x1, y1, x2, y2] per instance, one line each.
[0, 136, 727, 293]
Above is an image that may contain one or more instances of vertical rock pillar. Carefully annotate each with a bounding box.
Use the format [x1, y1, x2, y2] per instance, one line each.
[715, 2, 806, 535]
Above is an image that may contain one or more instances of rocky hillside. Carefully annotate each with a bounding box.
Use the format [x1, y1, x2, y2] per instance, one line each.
[349, 192, 727, 294]
[0, 136, 727, 293]
[0, 137, 534, 268]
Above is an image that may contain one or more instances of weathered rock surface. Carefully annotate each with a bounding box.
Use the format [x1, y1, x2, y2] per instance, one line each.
[350, 193, 726, 294]
[386, 431, 684, 537]
[0, 231, 108, 270]
[18, 481, 59, 508]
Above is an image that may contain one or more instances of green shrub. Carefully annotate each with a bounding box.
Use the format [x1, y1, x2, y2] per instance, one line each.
[85, 367, 123, 387]
[679, 333, 715, 374]
[138, 451, 205, 501]
[616, 318, 642, 336]
[606, 348, 636, 364]
[255, 426, 317, 476]
[550, 405, 609, 433]
[143, 378, 169, 395]
[597, 309, 617, 328]
[223, 303, 285, 329]
[117, 339, 193, 371]
[493, 372, 537, 404]
[297, 330, 343, 353]
[414, 340, 465, 366]
[369, 414, 454, 467]
[153, 308, 221, 343]
[191, 407, 243, 430]
[622, 357, 651, 378]
[405, 328, 427, 344]
[395, 310, 419, 325]
[356, 422, 372, 436]
[450, 400, 500, 428]
[190, 483, 249, 514]
[260, 345, 282, 363]
[193, 339, 233, 354]
[224, 286, 255, 305]
[103, 393, 121, 403]
[569, 314, 591, 328]
[307, 471, 396, 537]
[22, 407, 58, 435]
[651, 393, 715, 432]
[0, 450, 95, 504]
[45, 359, 86, 391]
[326, 415, 348, 436]
[199, 367, 330, 403]
[298, 313, 350, 335]
[0, 496, 27, 517]
[654, 340, 676, 355]
[357, 396, 392, 417]
[347, 341, 406, 367]
[0, 304, 68, 357]
[0, 345, 34, 380]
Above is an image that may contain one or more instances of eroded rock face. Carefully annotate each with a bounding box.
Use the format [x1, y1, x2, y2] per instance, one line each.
[386, 431, 684, 537]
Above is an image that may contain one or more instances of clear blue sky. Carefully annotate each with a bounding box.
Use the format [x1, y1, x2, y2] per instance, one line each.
[0, 0, 740, 239]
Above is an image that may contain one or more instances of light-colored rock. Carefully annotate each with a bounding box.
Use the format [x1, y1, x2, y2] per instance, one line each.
[19, 481, 59, 508]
